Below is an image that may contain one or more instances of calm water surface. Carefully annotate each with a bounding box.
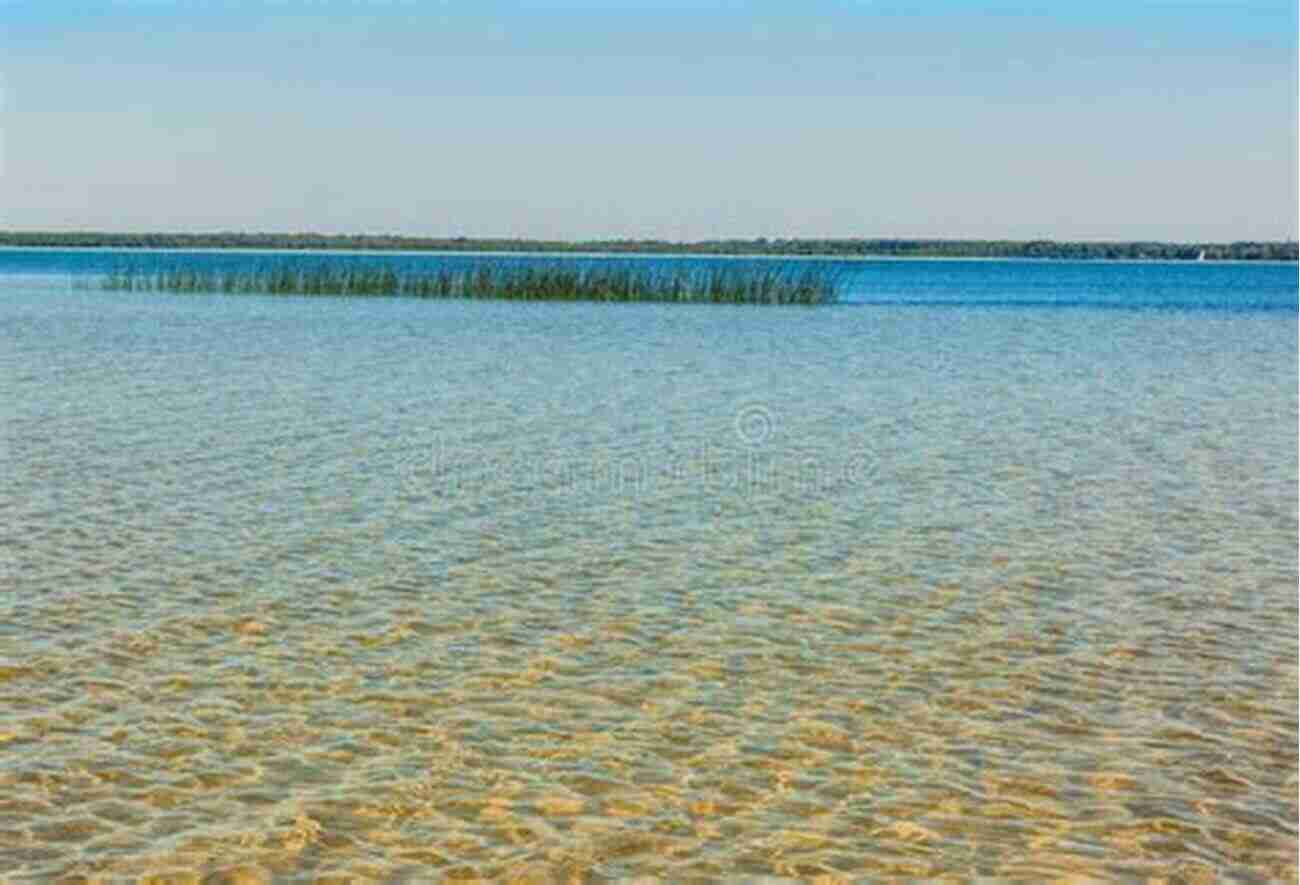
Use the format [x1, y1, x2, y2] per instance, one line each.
[1, 254, 1296, 880]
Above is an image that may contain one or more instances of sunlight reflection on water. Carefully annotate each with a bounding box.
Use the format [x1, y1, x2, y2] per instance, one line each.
[0, 275, 1296, 880]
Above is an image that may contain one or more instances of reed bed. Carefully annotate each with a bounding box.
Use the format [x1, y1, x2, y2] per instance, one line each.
[101, 261, 840, 305]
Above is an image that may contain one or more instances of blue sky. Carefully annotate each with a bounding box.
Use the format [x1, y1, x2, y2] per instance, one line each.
[2, 1, 1295, 240]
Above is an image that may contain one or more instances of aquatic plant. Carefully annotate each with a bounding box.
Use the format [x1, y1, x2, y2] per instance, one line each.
[102, 260, 840, 305]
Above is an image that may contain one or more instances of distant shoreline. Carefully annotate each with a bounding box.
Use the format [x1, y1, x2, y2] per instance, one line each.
[0, 232, 1295, 262]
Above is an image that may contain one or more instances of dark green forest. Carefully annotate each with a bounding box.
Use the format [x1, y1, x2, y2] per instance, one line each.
[1, 231, 1295, 261]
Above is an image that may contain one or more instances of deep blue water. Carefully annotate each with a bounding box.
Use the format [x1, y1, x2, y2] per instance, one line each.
[0, 247, 1296, 878]
[1, 247, 1295, 311]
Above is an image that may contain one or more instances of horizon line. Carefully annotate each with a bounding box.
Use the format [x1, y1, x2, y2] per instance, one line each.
[2, 230, 1297, 248]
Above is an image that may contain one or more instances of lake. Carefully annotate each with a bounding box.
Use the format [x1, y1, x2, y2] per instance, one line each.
[1, 250, 1296, 879]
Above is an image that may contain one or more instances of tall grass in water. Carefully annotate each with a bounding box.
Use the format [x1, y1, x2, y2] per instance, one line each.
[102, 261, 839, 305]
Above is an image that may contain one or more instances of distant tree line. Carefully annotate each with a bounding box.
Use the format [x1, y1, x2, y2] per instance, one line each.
[1, 231, 1295, 261]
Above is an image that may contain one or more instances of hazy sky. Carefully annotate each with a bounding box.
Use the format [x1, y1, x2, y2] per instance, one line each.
[2, 1, 1296, 241]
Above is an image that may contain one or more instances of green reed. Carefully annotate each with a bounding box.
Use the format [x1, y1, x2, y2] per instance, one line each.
[102, 261, 840, 305]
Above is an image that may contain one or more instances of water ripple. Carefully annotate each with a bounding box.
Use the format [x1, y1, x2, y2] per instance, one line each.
[0, 284, 1295, 879]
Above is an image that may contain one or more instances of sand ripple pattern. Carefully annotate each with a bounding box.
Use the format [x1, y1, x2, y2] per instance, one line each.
[1, 289, 1296, 880]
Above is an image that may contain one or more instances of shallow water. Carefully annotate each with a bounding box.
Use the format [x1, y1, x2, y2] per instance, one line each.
[1, 257, 1296, 880]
